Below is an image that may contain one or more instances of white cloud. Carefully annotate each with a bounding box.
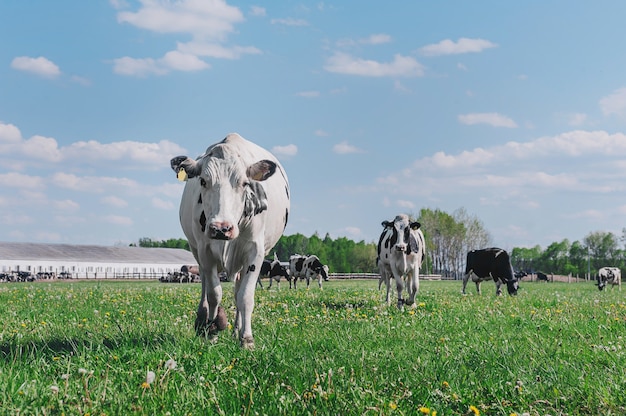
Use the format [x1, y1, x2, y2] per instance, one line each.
[333, 141, 363, 154]
[113, 0, 256, 76]
[458, 112, 518, 128]
[11, 56, 61, 78]
[566, 113, 587, 126]
[272, 144, 298, 157]
[419, 38, 498, 56]
[51, 173, 139, 193]
[0, 172, 44, 189]
[53, 199, 80, 212]
[160, 50, 210, 71]
[397, 200, 415, 209]
[113, 57, 166, 77]
[381, 130, 626, 200]
[599, 87, 626, 118]
[249, 6, 266, 17]
[103, 215, 133, 226]
[324, 52, 424, 77]
[116, 0, 243, 38]
[297, 91, 320, 98]
[152, 197, 175, 210]
[270, 18, 309, 26]
[0, 123, 21, 142]
[362, 34, 392, 45]
[102, 196, 128, 208]
[0, 122, 186, 169]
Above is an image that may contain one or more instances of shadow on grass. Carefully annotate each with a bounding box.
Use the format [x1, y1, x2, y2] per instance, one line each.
[0, 332, 180, 360]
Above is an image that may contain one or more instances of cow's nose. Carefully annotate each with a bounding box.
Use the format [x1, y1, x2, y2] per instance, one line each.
[395, 244, 406, 252]
[209, 222, 234, 240]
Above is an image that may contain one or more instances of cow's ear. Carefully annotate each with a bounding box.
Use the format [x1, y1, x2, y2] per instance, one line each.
[410, 221, 421, 230]
[247, 160, 277, 181]
[381, 220, 392, 228]
[171, 156, 201, 179]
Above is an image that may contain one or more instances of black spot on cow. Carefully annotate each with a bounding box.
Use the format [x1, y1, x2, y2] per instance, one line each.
[199, 211, 206, 232]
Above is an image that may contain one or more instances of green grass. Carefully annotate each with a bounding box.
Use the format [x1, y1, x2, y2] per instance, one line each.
[1, 279, 625, 415]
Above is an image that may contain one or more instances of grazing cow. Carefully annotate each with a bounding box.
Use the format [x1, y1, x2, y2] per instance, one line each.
[289, 254, 329, 289]
[257, 254, 290, 289]
[536, 271, 549, 282]
[462, 247, 519, 296]
[597, 267, 621, 291]
[171, 133, 290, 348]
[376, 214, 426, 309]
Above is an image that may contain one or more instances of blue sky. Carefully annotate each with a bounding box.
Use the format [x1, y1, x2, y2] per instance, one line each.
[2, 1, 626, 251]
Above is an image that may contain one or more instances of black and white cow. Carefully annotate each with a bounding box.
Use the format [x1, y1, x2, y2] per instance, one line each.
[462, 247, 519, 296]
[171, 133, 290, 349]
[289, 254, 329, 289]
[536, 271, 549, 282]
[597, 267, 621, 291]
[377, 214, 426, 309]
[257, 254, 290, 289]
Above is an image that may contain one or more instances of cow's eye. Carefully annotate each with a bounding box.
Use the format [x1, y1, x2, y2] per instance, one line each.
[199, 178, 206, 187]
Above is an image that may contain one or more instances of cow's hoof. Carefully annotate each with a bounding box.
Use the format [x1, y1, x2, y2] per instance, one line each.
[195, 306, 228, 337]
[241, 337, 255, 350]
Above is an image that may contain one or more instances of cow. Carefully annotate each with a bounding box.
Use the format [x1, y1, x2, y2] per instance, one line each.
[536, 271, 549, 282]
[597, 267, 621, 291]
[376, 214, 426, 309]
[257, 254, 290, 289]
[289, 254, 329, 289]
[170, 133, 290, 349]
[462, 247, 519, 296]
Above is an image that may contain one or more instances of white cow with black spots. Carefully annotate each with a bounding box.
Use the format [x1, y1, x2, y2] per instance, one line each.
[171, 133, 290, 349]
[376, 214, 426, 309]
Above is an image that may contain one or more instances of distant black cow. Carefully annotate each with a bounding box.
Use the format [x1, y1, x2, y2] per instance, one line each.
[536, 271, 549, 282]
[462, 247, 519, 296]
[257, 256, 290, 289]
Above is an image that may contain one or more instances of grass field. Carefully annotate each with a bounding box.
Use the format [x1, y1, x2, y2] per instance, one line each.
[1, 278, 625, 415]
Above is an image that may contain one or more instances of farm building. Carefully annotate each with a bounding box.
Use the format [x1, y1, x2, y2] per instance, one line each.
[0, 242, 196, 279]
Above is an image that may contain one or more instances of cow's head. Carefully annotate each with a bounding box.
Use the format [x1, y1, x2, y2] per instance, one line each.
[597, 274, 606, 291]
[506, 277, 520, 295]
[171, 146, 276, 240]
[381, 214, 421, 254]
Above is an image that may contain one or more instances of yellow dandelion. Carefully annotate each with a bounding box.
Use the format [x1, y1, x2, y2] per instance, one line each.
[53, 356, 60, 361]
[442, 381, 449, 388]
[469, 405, 480, 415]
[418, 302, 426, 307]
[432, 411, 437, 416]
[419, 407, 430, 414]
[141, 382, 150, 389]
[389, 402, 398, 410]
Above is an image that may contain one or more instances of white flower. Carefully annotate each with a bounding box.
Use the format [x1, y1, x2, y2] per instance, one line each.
[60, 374, 69, 380]
[78, 368, 88, 375]
[50, 385, 59, 394]
[146, 370, 156, 384]
[165, 359, 177, 370]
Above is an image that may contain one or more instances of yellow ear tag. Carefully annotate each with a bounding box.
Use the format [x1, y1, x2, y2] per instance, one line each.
[177, 169, 188, 182]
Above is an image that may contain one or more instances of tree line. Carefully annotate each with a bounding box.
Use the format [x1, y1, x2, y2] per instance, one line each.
[135, 212, 625, 278]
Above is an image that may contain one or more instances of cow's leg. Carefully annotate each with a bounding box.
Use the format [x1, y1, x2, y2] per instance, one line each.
[256, 276, 263, 289]
[462, 273, 470, 294]
[234, 259, 262, 349]
[394, 273, 405, 310]
[195, 264, 226, 341]
[494, 280, 502, 296]
[406, 270, 419, 306]
[318, 275, 323, 289]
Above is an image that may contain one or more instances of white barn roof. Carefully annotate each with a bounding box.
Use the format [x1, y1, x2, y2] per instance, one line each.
[0, 242, 197, 279]
[0, 242, 195, 263]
